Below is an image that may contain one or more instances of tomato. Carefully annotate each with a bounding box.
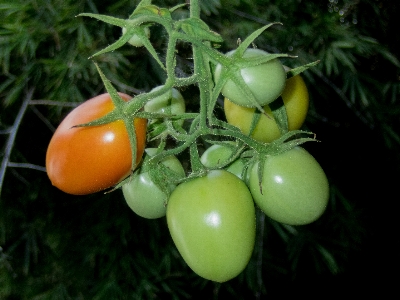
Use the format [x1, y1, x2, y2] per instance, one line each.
[166, 170, 256, 282]
[122, 26, 150, 47]
[224, 74, 309, 143]
[214, 48, 286, 107]
[144, 86, 185, 123]
[46, 93, 147, 195]
[249, 147, 329, 225]
[200, 143, 245, 179]
[122, 148, 185, 219]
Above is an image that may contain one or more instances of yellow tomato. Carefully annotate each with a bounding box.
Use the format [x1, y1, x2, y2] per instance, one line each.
[224, 74, 309, 143]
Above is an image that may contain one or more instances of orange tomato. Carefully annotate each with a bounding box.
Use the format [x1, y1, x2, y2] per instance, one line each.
[46, 93, 147, 195]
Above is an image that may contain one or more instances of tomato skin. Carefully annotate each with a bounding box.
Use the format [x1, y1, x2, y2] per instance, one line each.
[144, 86, 185, 116]
[166, 170, 256, 282]
[46, 93, 147, 195]
[200, 143, 245, 179]
[214, 48, 286, 107]
[224, 74, 309, 143]
[249, 147, 329, 225]
[122, 148, 185, 219]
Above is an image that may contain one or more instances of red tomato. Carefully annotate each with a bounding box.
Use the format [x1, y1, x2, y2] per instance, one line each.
[46, 93, 147, 195]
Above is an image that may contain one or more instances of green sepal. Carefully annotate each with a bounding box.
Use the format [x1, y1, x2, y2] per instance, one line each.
[142, 147, 186, 199]
[243, 130, 317, 194]
[95, 63, 139, 174]
[70, 110, 121, 129]
[235, 52, 292, 69]
[269, 96, 288, 135]
[286, 60, 320, 78]
[233, 23, 282, 58]
[79, 10, 168, 69]
[189, 141, 204, 174]
[131, 4, 171, 19]
[168, 3, 188, 13]
[263, 130, 317, 156]
[77, 13, 127, 27]
[201, 139, 247, 170]
[248, 109, 262, 137]
[256, 155, 266, 195]
[178, 18, 223, 43]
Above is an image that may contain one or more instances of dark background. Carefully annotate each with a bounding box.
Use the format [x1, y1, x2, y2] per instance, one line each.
[1, 0, 399, 298]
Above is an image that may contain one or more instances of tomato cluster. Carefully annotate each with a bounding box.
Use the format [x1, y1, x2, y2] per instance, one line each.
[45, 10, 329, 283]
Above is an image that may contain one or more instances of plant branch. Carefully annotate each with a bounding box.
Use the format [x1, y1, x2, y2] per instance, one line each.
[0, 88, 35, 196]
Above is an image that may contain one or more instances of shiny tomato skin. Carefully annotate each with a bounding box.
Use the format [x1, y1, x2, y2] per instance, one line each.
[46, 93, 147, 195]
[166, 170, 256, 282]
[214, 48, 287, 107]
[224, 74, 309, 143]
[144, 86, 185, 116]
[200, 143, 245, 179]
[249, 147, 329, 225]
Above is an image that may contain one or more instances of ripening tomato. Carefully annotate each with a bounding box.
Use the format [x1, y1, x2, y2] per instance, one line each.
[214, 48, 286, 107]
[249, 147, 329, 225]
[46, 93, 147, 195]
[224, 74, 309, 143]
[122, 148, 185, 219]
[167, 170, 256, 282]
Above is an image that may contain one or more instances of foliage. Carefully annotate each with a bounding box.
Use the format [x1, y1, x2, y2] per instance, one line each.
[1, 0, 398, 298]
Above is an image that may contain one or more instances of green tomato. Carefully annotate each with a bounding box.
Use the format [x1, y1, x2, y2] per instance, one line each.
[122, 26, 150, 47]
[214, 48, 286, 107]
[144, 86, 186, 124]
[224, 74, 309, 143]
[200, 143, 245, 179]
[249, 147, 329, 225]
[122, 148, 185, 219]
[166, 170, 256, 282]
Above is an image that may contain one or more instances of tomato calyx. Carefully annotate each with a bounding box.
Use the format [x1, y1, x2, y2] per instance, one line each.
[241, 130, 318, 194]
[72, 64, 147, 182]
[118, 147, 186, 200]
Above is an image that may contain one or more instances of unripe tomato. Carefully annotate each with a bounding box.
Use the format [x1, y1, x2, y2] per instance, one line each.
[167, 170, 256, 282]
[224, 74, 309, 143]
[200, 143, 245, 179]
[214, 48, 286, 107]
[122, 148, 185, 219]
[249, 147, 329, 225]
[46, 93, 147, 195]
[144, 86, 185, 124]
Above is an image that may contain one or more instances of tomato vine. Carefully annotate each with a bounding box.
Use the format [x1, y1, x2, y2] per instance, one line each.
[76, 0, 319, 188]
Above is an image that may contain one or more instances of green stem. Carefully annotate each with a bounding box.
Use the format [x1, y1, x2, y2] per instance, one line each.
[189, 0, 200, 18]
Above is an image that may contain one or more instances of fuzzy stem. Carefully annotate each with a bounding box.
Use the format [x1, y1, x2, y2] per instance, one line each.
[189, 0, 200, 18]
